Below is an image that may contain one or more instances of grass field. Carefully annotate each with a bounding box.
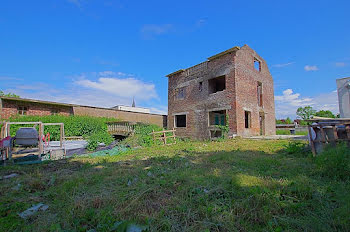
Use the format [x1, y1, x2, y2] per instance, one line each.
[1, 139, 349, 231]
[276, 129, 308, 136]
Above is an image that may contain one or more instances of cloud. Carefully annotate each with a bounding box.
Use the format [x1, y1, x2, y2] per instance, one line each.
[196, 18, 207, 27]
[272, 62, 295, 68]
[275, 89, 338, 118]
[304, 65, 319, 71]
[96, 58, 119, 67]
[335, 62, 346, 67]
[0, 76, 23, 81]
[2, 71, 165, 114]
[140, 24, 173, 39]
[275, 89, 313, 107]
[67, 0, 83, 8]
[75, 73, 157, 100]
[149, 106, 168, 115]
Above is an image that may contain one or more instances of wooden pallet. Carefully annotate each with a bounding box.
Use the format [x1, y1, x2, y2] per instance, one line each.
[308, 119, 350, 156]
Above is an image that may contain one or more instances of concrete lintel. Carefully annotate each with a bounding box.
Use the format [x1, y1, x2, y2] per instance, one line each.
[207, 106, 231, 112]
[172, 112, 189, 116]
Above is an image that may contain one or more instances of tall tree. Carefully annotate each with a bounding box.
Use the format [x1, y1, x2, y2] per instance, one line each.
[296, 106, 316, 120]
[315, 110, 336, 118]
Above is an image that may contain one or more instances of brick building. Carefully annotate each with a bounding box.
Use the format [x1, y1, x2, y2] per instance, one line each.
[0, 97, 167, 127]
[167, 45, 275, 139]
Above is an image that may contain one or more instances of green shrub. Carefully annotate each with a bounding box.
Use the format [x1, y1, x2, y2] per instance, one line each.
[6, 115, 118, 141]
[283, 141, 308, 156]
[86, 132, 114, 151]
[316, 143, 350, 180]
[122, 123, 163, 147]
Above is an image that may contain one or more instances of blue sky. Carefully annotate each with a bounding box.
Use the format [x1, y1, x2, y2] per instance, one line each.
[0, 0, 349, 118]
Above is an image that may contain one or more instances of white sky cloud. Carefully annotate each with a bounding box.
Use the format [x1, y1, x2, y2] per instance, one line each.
[0, 76, 23, 81]
[272, 62, 295, 68]
[75, 74, 157, 100]
[141, 24, 173, 39]
[275, 89, 338, 118]
[304, 65, 319, 71]
[335, 62, 346, 67]
[2, 71, 165, 114]
[67, 0, 83, 8]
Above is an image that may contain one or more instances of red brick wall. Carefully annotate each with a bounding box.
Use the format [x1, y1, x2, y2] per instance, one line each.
[0, 99, 166, 128]
[234, 45, 276, 136]
[0, 99, 72, 119]
[168, 52, 237, 139]
[167, 45, 275, 139]
[73, 106, 166, 128]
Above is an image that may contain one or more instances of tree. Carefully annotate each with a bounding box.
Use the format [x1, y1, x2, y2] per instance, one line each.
[0, 90, 19, 98]
[296, 106, 316, 120]
[315, 110, 336, 118]
[285, 117, 293, 124]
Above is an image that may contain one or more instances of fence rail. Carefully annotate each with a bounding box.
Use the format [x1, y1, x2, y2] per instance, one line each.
[107, 122, 135, 136]
[150, 129, 176, 145]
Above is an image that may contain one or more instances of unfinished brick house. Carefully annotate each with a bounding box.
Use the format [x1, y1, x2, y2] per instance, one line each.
[167, 45, 275, 139]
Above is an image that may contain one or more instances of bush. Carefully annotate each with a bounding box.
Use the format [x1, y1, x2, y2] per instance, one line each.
[316, 143, 350, 180]
[6, 115, 118, 141]
[86, 132, 114, 151]
[122, 123, 163, 147]
[283, 141, 308, 156]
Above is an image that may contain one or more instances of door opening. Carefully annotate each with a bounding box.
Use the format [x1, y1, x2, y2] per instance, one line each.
[259, 113, 265, 136]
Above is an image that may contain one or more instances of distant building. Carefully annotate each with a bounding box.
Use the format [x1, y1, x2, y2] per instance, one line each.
[0, 96, 166, 127]
[336, 77, 350, 118]
[111, 105, 151, 114]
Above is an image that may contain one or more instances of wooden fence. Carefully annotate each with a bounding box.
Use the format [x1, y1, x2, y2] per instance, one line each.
[150, 129, 176, 145]
[107, 122, 135, 136]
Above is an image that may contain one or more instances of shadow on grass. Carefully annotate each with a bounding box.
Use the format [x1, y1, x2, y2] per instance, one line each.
[0, 145, 348, 232]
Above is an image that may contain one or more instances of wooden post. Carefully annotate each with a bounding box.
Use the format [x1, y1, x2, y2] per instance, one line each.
[60, 124, 63, 148]
[6, 124, 10, 138]
[345, 124, 350, 147]
[319, 126, 327, 143]
[163, 131, 166, 145]
[308, 126, 316, 156]
[173, 129, 176, 144]
[38, 122, 43, 159]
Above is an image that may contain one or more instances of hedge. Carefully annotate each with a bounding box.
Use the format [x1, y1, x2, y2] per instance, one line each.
[5, 115, 117, 147]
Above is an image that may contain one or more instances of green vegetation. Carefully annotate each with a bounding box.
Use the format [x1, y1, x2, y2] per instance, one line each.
[276, 117, 293, 124]
[7, 115, 117, 150]
[122, 123, 164, 147]
[1, 139, 349, 231]
[316, 143, 350, 180]
[86, 132, 114, 151]
[315, 110, 336, 118]
[276, 129, 308, 136]
[215, 113, 230, 139]
[296, 106, 316, 120]
[0, 90, 20, 98]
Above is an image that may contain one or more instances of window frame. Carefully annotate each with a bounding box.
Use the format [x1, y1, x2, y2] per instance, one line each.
[51, 109, 60, 115]
[244, 111, 251, 129]
[174, 114, 187, 128]
[17, 106, 28, 116]
[208, 110, 226, 126]
[175, 87, 186, 100]
[208, 75, 226, 94]
[254, 58, 261, 72]
[257, 81, 263, 107]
